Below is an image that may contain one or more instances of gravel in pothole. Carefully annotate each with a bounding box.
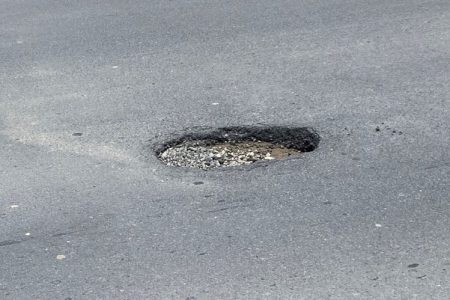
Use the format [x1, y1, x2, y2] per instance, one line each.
[159, 140, 301, 169]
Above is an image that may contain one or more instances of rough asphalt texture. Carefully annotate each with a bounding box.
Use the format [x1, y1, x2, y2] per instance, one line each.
[159, 140, 297, 169]
[1, 0, 449, 299]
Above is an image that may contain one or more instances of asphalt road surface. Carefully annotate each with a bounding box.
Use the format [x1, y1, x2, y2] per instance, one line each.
[1, 0, 449, 299]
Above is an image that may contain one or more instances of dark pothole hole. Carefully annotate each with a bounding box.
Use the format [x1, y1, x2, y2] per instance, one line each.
[155, 126, 320, 170]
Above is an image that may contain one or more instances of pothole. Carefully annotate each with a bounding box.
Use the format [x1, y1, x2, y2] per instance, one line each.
[156, 126, 320, 170]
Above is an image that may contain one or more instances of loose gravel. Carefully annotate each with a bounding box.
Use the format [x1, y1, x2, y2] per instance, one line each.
[159, 140, 301, 169]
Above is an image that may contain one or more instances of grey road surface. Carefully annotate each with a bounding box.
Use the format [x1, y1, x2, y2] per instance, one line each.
[1, 0, 450, 299]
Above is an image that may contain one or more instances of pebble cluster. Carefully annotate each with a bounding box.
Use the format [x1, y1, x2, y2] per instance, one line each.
[159, 140, 301, 170]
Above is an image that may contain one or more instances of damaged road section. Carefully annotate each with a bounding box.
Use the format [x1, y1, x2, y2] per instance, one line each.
[155, 126, 320, 170]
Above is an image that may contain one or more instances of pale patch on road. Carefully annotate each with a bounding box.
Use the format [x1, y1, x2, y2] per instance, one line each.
[2, 115, 138, 164]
